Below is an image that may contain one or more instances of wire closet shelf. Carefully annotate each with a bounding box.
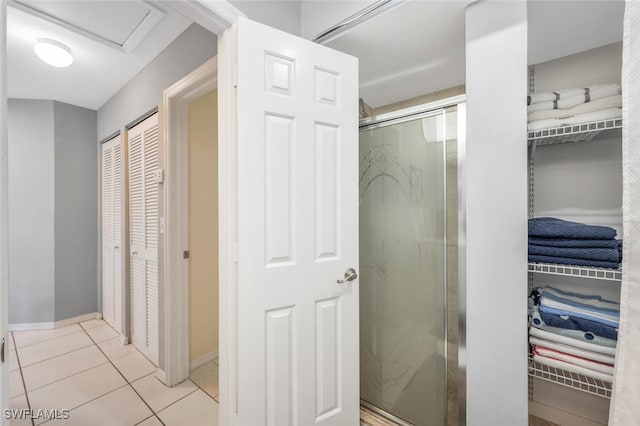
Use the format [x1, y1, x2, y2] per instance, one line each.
[528, 354, 612, 399]
[528, 262, 622, 282]
[527, 118, 622, 147]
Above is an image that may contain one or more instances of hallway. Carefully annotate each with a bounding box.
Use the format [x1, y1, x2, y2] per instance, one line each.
[8, 319, 218, 425]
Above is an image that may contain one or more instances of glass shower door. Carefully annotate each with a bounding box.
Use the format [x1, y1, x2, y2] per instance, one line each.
[359, 108, 452, 425]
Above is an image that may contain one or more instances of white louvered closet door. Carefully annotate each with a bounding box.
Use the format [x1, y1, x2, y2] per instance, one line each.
[128, 113, 160, 365]
[101, 136, 123, 334]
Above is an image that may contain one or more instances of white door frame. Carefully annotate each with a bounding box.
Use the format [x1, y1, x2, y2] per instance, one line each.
[0, 2, 9, 423]
[160, 55, 217, 383]
[157, 4, 243, 426]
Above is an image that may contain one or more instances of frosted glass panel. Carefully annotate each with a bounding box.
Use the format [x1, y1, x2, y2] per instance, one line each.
[359, 111, 448, 425]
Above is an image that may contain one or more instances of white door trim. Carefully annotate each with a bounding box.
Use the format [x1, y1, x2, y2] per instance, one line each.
[161, 0, 245, 35]
[161, 56, 218, 386]
[1, 3, 9, 422]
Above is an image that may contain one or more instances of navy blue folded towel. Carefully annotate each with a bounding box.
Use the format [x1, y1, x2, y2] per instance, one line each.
[539, 311, 618, 340]
[528, 245, 620, 263]
[528, 237, 620, 249]
[528, 217, 617, 240]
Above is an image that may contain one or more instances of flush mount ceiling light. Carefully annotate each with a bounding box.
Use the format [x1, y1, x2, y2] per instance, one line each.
[34, 39, 73, 68]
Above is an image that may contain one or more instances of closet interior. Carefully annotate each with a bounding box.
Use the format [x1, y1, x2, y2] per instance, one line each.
[526, 22, 623, 426]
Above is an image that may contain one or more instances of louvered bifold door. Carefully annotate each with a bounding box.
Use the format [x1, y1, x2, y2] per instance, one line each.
[127, 113, 160, 365]
[101, 136, 123, 334]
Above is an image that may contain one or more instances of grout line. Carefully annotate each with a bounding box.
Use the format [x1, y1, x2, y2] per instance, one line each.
[189, 360, 219, 402]
[135, 414, 160, 425]
[153, 387, 200, 419]
[80, 322, 164, 425]
[36, 383, 131, 426]
[190, 377, 218, 403]
[25, 361, 111, 394]
[18, 340, 95, 369]
[11, 332, 35, 426]
[16, 320, 134, 426]
[11, 325, 85, 350]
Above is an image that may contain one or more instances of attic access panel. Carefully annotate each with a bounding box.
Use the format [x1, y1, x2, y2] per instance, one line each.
[10, 0, 165, 53]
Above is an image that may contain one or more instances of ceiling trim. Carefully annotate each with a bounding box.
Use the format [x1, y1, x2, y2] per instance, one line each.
[161, 0, 245, 36]
[7, 0, 165, 53]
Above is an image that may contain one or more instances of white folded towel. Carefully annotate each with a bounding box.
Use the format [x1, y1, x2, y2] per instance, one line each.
[533, 354, 614, 382]
[529, 326, 617, 356]
[529, 336, 616, 364]
[528, 107, 622, 132]
[528, 95, 622, 122]
[533, 346, 614, 375]
[528, 92, 558, 104]
[528, 88, 585, 105]
[527, 83, 621, 113]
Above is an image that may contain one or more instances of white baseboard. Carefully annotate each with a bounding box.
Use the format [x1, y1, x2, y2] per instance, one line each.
[9, 312, 99, 332]
[190, 349, 219, 371]
[120, 335, 130, 345]
[96, 312, 103, 320]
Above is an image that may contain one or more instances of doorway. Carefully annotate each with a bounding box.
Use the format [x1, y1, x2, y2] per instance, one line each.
[185, 88, 219, 401]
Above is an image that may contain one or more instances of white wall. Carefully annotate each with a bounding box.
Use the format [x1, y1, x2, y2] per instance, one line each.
[97, 24, 217, 140]
[464, 2, 528, 424]
[533, 42, 622, 93]
[231, 0, 302, 36]
[8, 99, 55, 323]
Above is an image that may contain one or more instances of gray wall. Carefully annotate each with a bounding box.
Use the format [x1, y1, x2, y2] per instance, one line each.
[54, 102, 98, 321]
[8, 99, 56, 323]
[8, 99, 98, 324]
[97, 23, 217, 140]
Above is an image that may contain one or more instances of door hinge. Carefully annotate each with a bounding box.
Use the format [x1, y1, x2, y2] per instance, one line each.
[183, 250, 190, 259]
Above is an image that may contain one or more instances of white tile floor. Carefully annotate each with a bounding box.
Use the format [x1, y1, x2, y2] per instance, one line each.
[9, 319, 219, 426]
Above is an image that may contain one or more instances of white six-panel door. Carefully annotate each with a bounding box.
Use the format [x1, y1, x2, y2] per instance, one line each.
[101, 136, 123, 334]
[235, 18, 359, 425]
[128, 114, 160, 365]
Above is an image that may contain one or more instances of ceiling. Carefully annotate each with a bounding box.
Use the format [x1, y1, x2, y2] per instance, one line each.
[8, 1, 192, 110]
[326, 0, 624, 110]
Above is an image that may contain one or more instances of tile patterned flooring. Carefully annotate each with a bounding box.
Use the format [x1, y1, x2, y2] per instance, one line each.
[8, 319, 219, 426]
[13, 318, 528, 426]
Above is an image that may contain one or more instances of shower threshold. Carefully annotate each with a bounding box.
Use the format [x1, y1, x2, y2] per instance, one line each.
[360, 400, 414, 426]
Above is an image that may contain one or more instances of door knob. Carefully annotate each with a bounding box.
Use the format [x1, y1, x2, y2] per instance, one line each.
[337, 268, 358, 284]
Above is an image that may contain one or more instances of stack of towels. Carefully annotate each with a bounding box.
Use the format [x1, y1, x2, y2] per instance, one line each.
[527, 83, 622, 131]
[529, 287, 618, 382]
[529, 217, 622, 269]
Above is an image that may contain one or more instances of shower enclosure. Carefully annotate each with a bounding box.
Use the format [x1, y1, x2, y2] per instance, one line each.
[359, 97, 465, 426]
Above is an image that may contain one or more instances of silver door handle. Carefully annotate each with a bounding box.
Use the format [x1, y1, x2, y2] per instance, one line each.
[337, 268, 358, 284]
[132, 251, 137, 256]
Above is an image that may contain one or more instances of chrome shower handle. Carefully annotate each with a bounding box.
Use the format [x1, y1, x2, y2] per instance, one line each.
[337, 268, 358, 284]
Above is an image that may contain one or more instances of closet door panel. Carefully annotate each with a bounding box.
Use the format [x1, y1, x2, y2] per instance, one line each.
[102, 142, 114, 326]
[101, 136, 122, 333]
[143, 125, 159, 363]
[128, 114, 159, 365]
[113, 143, 123, 330]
